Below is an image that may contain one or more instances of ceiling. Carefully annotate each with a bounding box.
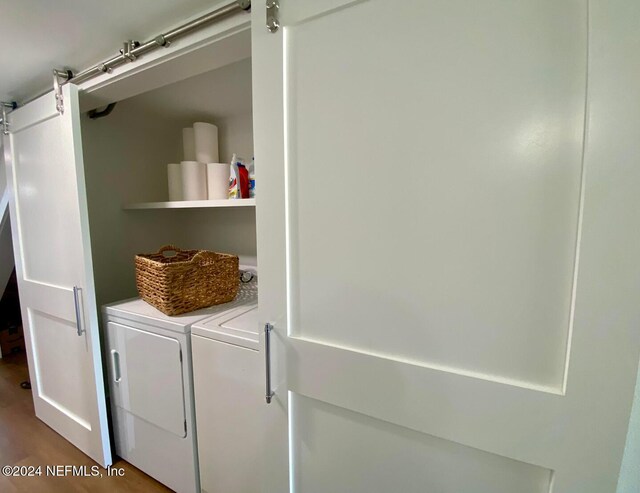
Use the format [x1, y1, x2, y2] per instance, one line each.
[0, 0, 228, 104]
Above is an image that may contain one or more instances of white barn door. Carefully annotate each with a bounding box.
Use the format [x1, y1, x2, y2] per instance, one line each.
[253, 0, 640, 491]
[4, 85, 111, 466]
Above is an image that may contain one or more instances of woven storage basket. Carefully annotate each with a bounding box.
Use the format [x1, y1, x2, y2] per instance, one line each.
[135, 245, 239, 316]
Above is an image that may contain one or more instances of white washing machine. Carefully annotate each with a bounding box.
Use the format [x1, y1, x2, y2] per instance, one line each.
[102, 266, 257, 493]
[191, 279, 261, 493]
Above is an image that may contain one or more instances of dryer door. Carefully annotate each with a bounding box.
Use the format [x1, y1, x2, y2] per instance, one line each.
[107, 322, 186, 437]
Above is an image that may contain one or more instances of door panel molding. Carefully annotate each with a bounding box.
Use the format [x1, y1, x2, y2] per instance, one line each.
[255, 0, 640, 491]
[4, 84, 112, 467]
[283, 0, 588, 391]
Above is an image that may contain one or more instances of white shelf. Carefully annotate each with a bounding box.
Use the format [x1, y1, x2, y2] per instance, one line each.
[123, 199, 256, 210]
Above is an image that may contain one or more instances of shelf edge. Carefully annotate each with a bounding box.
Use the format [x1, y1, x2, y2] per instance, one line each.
[123, 199, 256, 210]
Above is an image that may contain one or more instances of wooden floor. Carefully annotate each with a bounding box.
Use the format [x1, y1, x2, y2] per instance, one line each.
[0, 351, 172, 492]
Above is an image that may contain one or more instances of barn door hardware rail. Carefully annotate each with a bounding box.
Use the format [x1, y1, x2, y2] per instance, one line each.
[0, 101, 18, 135]
[51, 0, 251, 113]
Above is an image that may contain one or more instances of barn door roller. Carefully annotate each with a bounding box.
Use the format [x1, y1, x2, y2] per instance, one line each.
[0, 101, 18, 135]
[267, 0, 280, 33]
[53, 69, 73, 115]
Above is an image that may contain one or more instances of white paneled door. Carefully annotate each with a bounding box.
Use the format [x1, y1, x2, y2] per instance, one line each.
[253, 0, 640, 492]
[4, 85, 111, 466]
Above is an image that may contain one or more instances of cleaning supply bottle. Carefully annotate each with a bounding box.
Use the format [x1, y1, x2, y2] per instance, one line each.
[248, 157, 255, 198]
[229, 154, 239, 199]
[229, 154, 250, 199]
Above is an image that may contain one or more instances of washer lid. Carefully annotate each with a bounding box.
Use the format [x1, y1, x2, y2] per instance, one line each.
[103, 298, 224, 333]
[103, 266, 258, 334]
[192, 305, 259, 350]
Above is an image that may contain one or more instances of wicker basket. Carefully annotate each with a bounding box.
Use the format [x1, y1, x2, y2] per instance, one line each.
[135, 245, 239, 316]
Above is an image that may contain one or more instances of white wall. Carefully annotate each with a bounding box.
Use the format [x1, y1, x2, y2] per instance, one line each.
[81, 100, 186, 307]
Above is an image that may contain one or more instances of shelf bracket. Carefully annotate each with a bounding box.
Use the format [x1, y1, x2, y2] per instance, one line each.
[266, 0, 280, 33]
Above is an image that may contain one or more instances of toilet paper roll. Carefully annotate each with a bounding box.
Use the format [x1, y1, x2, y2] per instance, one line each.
[206, 163, 230, 200]
[167, 163, 183, 201]
[180, 161, 207, 200]
[182, 128, 196, 161]
[193, 122, 219, 164]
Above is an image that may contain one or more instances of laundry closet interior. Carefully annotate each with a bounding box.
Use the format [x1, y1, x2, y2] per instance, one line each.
[80, 28, 256, 310]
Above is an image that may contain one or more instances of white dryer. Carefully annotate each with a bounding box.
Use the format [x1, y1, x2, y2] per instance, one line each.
[102, 266, 257, 493]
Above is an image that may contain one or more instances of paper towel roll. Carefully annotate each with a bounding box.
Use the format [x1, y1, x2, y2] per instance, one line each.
[206, 163, 230, 200]
[182, 128, 196, 161]
[167, 163, 183, 201]
[180, 161, 207, 200]
[193, 122, 219, 164]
